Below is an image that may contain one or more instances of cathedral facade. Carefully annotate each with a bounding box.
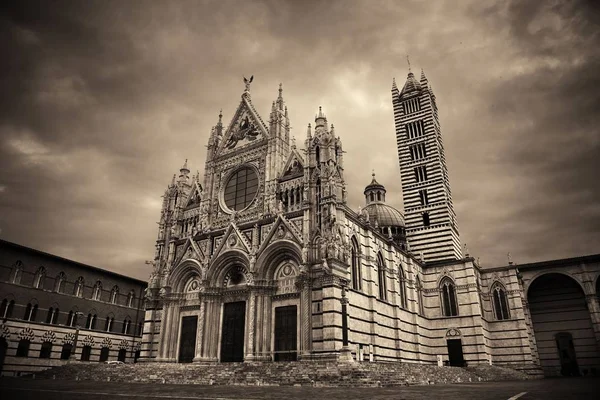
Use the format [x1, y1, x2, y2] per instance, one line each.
[140, 72, 600, 377]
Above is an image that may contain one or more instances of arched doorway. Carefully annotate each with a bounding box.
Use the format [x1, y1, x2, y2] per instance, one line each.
[527, 273, 599, 376]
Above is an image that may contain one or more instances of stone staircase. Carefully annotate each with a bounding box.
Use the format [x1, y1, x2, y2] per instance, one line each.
[34, 361, 534, 387]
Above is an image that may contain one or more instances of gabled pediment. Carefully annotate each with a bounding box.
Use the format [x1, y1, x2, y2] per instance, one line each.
[174, 237, 206, 267]
[280, 147, 305, 181]
[216, 96, 269, 157]
[257, 215, 303, 255]
[212, 222, 252, 260]
[184, 180, 203, 209]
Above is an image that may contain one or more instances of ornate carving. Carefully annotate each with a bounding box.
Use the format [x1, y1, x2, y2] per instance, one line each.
[62, 332, 76, 345]
[119, 339, 129, 350]
[18, 327, 35, 341]
[0, 324, 10, 339]
[446, 328, 461, 337]
[101, 337, 113, 348]
[42, 330, 56, 343]
[82, 335, 95, 347]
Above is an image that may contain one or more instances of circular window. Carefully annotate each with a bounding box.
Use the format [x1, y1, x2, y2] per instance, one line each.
[223, 167, 259, 211]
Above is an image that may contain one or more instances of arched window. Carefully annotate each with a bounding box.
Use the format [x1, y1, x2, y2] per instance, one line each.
[92, 281, 102, 301]
[34, 266, 46, 289]
[23, 303, 38, 321]
[351, 237, 362, 290]
[81, 345, 92, 361]
[416, 276, 425, 315]
[74, 277, 84, 297]
[398, 265, 407, 309]
[127, 290, 135, 308]
[12, 260, 23, 284]
[137, 322, 143, 336]
[86, 313, 97, 330]
[16, 339, 30, 357]
[54, 272, 66, 293]
[315, 146, 320, 164]
[492, 283, 510, 320]
[0, 299, 8, 319]
[118, 348, 127, 362]
[60, 343, 73, 359]
[67, 310, 78, 327]
[377, 253, 387, 301]
[99, 347, 110, 362]
[46, 307, 59, 324]
[440, 277, 458, 317]
[110, 286, 119, 304]
[122, 318, 131, 334]
[39, 341, 52, 359]
[105, 316, 114, 332]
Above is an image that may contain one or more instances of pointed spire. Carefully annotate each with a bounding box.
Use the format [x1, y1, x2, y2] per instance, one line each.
[407, 55, 412, 73]
[392, 77, 398, 92]
[181, 159, 189, 173]
[218, 109, 223, 124]
[291, 136, 296, 149]
[420, 69, 428, 87]
[306, 123, 312, 139]
[315, 106, 327, 128]
[330, 124, 335, 135]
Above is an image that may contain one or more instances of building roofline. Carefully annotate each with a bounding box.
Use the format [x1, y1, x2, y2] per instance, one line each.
[484, 253, 600, 271]
[0, 239, 148, 285]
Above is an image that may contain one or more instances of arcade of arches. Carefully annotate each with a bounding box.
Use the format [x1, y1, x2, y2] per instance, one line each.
[153, 249, 310, 364]
[526, 272, 600, 376]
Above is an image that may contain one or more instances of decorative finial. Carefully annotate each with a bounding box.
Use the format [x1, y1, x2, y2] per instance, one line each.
[407, 55, 411, 73]
[218, 109, 223, 123]
[291, 136, 296, 148]
[279, 83, 282, 95]
[463, 243, 469, 257]
[507, 252, 512, 265]
[372, 169, 375, 178]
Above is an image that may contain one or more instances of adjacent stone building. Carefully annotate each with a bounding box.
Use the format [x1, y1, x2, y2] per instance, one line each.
[0, 239, 147, 376]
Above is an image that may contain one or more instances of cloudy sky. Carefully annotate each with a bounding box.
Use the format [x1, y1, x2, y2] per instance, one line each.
[1, 0, 599, 280]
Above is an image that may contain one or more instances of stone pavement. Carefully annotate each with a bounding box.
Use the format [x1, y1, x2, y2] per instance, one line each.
[1, 377, 599, 400]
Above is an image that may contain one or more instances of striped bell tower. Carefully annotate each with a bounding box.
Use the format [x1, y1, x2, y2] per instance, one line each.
[391, 67, 462, 263]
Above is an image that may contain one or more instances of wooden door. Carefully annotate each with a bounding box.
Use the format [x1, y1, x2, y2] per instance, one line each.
[220, 302, 246, 362]
[447, 339, 465, 367]
[178, 315, 198, 363]
[274, 305, 297, 361]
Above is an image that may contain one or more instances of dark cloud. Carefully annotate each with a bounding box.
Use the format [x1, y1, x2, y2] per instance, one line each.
[0, 0, 598, 279]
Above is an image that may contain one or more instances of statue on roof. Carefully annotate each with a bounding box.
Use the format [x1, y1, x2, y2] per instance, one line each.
[243, 75, 253, 92]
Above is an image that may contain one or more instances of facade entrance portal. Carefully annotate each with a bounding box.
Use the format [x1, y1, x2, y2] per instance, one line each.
[178, 315, 198, 363]
[274, 305, 297, 361]
[447, 339, 465, 366]
[220, 301, 246, 362]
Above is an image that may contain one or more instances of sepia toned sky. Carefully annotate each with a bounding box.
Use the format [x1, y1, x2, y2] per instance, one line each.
[1, 0, 599, 280]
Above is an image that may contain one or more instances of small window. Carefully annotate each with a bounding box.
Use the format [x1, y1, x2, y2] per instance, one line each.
[137, 322, 144, 336]
[81, 345, 92, 361]
[398, 267, 407, 309]
[16, 339, 30, 357]
[122, 319, 131, 334]
[61, 343, 73, 360]
[110, 286, 119, 304]
[74, 277, 84, 297]
[423, 212, 430, 226]
[377, 254, 387, 301]
[492, 285, 510, 320]
[92, 282, 102, 301]
[39, 341, 53, 359]
[419, 189, 428, 206]
[440, 278, 458, 317]
[0, 299, 7, 319]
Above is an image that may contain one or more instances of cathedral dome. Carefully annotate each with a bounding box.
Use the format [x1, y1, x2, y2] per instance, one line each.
[363, 203, 405, 228]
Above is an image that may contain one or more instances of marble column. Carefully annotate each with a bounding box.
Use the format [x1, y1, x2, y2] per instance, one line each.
[193, 300, 206, 362]
[245, 291, 256, 361]
[299, 274, 312, 358]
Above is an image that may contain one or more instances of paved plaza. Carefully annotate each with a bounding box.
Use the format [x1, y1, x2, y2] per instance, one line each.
[1, 377, 599, 400]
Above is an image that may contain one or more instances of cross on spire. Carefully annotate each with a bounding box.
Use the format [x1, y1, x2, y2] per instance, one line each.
[407, 55, 411, 73]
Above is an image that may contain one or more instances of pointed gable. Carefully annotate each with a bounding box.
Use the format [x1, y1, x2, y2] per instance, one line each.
[184, 180, 203, 210]
[258, 215, 303, 255]
[280, 147, 305, 181]
[173, 237, 206, 267]
[212, 222, 252, 260]
[217, 95, 269, 156]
